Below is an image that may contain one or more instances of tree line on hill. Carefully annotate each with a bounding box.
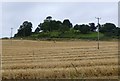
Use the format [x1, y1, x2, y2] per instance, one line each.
[14, 16, 120, 39]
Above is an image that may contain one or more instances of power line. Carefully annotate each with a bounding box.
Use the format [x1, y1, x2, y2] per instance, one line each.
[95, 17, 101, 49]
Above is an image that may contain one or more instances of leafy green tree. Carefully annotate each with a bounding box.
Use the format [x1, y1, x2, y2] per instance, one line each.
[38, 17, 73, 33]
[63, 19, 72, 28]
[46, 16, 52, 21]
[112, 27, 120, 36]
[15, 21, 32, 37]
[39, 16, 52, 32]
[49, 20, 58, 31]
[38, 19, 62, 32]
[100, 23, 116, 33]
[60, 19, 72, 32]
[56, 20, 63, 31]
[40, 20, 51, 32]
[79, 24, 90, 34]
[74, 24, 79, 30]
[117, 27, 120, 37]
[35, 27, 41, 33]
[74, 24, 91, 34]
[99, 23, 116, 36]
[50, 20, 63, 31]
[89, 23, 96, 32]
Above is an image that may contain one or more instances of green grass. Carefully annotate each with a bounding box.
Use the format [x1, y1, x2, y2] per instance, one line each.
[77, 32, 104, 39]
[30, 31, 104, 41]
[59, 31, 104, 40]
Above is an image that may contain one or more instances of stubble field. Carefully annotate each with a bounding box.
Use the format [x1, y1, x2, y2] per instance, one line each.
[1, 39, 119, 79]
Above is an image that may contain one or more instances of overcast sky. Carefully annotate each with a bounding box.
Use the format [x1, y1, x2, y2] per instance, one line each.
[1, 2, 118, 38]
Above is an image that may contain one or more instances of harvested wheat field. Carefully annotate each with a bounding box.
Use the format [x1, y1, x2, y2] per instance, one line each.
[1, 39, 119, 79]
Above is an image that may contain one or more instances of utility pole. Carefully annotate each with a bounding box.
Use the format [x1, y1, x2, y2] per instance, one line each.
[11, 28, 13, 45]
[95, 17, 101, 49]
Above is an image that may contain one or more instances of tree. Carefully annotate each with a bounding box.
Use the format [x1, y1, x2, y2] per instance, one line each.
[56, 20, 63, 31]
[112, 27, 120, 37]
[63, 19, 72, 28]
[39, 21, 51, 32]
[38, 18, 63, 32]
[73, 24, 91, 34]
[89, 23, 96, 32]
[100, 23, 116, 33]
[46, 16, 52, 21]
[38, 17, 73, 33]
[35, 27, 40, 33]
[79, 24, 90, 34]
[74, 24, 79, 30]
[15, 21, 32, 37]
[60, 19, 72, 32]
[99, 23, 116, 36]
[38, 16, 53, 32]
[50, 20, 63, 31]
[49, 20, 58, 31]
[116, 27, 120, 37]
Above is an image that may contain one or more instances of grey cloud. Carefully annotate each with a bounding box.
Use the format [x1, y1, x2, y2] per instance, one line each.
[2, 2, 118, 37]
